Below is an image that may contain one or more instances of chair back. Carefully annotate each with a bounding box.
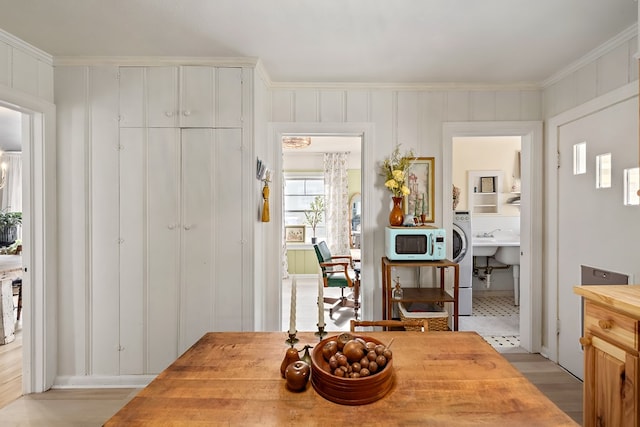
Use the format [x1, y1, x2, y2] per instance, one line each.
[313, 241, 332, 277]
[350, 319, 427, 332]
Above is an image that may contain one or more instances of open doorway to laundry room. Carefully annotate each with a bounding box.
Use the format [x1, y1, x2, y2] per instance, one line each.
[453, 136, 522, 352]
[280, 135, 362, 334]
[443, 121, 543, 354]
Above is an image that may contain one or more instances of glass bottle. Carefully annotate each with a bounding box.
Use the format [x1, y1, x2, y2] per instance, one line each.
[392, 277, 403, 319]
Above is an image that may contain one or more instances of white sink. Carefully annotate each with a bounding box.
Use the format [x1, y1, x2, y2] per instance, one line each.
[494, 246, 520, 265]
[472, 237, 498, 257]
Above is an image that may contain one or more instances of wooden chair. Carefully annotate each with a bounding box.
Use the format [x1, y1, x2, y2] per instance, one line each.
[313, 241, 360, 319]
[350, 319, 427, 332]
[12, 278, 22, 321]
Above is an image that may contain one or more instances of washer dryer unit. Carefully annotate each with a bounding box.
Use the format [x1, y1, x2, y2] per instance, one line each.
[453, 210, 473, 315]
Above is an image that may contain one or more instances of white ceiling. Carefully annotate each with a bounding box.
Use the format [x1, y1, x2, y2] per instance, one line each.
[0, 1, 637, 149]
[0, 0, 636, 84]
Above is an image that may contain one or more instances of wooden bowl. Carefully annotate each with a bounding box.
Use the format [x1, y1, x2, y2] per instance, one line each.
[311, 334, 394, 405]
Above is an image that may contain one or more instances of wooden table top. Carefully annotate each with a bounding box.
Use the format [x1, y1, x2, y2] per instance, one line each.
[106, 331, 577, 426]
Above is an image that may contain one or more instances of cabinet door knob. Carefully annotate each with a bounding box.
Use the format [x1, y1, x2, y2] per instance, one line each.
[579, 336, 591, 346]
[183, 110, 191, 117]
[184, 224, 192, 230]
[598, 319, 613, 330]
[165, 111, 174, 117]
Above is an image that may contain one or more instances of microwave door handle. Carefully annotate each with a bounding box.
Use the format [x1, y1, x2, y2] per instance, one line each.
[430, 235, 434, 256]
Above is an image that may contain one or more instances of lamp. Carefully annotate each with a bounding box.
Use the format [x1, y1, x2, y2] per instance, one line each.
[282, 136, 311, 149]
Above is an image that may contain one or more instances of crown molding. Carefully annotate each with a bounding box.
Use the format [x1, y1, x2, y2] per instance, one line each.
[0, 28, 52, 65]
[268, 81, 541, 91]
[254, 59, 273, 87]
[53, 56, 260, 67]
[541, 23, 638, 88]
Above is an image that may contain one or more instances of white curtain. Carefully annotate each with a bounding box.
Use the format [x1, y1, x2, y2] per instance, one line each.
[281, 167, 289, 280]
[0, 152, 22, 212]
[324, 153, 350, 255]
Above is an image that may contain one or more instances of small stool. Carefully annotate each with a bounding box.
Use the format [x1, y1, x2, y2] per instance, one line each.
[12, 278, 21, 321]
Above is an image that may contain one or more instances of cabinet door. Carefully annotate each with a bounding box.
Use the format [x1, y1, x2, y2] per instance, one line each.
[179, 66, 215, 127]
[584, 336, 638, 427]
[146, 128, 181, 373]
[147, 67, 179, 127]
[119, 128, 181, 374]
[180, 128, 243, 351]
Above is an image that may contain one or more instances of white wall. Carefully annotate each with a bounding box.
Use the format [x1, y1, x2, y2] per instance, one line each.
[0, 29, 53, 102]
[268, 87, 542, 324]
[541, 28, 639, 360]
[452, 136, 521, 217]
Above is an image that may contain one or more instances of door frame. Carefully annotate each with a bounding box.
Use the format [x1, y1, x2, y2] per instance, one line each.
[265, 122, 373, 331]
[443, 121, 543, 353]
[0, 86, 57, 393]
[546, 81, 638, 367]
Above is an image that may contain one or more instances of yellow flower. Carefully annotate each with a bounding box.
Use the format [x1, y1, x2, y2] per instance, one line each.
[380, 144, 415, 198]
[392, 170, 404, 181]
[385, 179, 399, 190]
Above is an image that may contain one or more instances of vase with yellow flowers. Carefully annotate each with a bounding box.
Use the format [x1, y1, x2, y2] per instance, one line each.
[380, 145, 414, 226]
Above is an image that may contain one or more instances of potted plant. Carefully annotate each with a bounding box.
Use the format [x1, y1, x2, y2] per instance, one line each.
[0, 209, 21, 247]
[304, 195, 324, 243]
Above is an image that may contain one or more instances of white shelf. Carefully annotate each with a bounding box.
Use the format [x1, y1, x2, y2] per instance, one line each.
[468, 170, 503, 215]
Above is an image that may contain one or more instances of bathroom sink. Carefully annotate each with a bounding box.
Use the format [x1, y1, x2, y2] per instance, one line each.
[494, 245, 520, 265]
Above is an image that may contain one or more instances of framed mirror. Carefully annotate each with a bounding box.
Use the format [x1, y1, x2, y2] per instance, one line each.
[349, 192, 361, 248]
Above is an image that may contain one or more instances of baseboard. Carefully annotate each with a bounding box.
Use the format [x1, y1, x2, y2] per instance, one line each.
[288, 274, 318, 280]
[52, 375, 155, 389]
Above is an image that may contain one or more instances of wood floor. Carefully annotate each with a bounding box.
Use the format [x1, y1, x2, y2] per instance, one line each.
[0, 322, 21, 410]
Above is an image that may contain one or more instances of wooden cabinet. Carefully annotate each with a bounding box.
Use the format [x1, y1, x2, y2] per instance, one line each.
[118, 66, 242, 128]
[468, 170, 503, 214]
[381, 257, 459, 331]
[119, 127, 244, 374]
[575, 285, 640, 427]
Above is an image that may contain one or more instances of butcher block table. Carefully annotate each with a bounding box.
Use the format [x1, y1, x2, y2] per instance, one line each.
[105, 331, 576, 426]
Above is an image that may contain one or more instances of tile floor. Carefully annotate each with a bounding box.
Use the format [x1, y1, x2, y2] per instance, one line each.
[459, 294, 521, 351]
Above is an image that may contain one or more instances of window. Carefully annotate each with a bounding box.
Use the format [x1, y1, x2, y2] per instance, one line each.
[623, 167, 639, 206]
[573, 142, 586, 175]
[596, 153, 611, 189]
[284, 174, 325, 242]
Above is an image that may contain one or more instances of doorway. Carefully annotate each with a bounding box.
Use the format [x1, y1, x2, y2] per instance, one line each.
[443, 121, 544, 353]
[281, 135, 362, 332]
[0, 105, 23, 407]
[453, 136, 522, 349]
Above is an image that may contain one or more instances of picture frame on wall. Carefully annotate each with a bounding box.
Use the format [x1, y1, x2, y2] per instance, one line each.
[285, 225, 305, 243]
[480, 176, 496, 193]
[404, 157, 435, 223]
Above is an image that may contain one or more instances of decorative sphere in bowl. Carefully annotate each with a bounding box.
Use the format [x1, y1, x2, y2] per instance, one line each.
[310, 334, 394, 405]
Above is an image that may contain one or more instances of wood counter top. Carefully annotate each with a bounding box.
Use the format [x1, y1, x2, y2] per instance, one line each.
[106, 331, 576, 426]
[574, 285, 640, 318]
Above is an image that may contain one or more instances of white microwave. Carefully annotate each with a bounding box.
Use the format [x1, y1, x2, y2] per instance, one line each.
[385, 226, 446, 261]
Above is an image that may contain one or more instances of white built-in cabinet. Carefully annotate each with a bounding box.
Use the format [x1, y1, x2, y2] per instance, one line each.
[119, 127, 243, 374]
[118, 66, 242, 128]
[117, 65, 245, 374]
